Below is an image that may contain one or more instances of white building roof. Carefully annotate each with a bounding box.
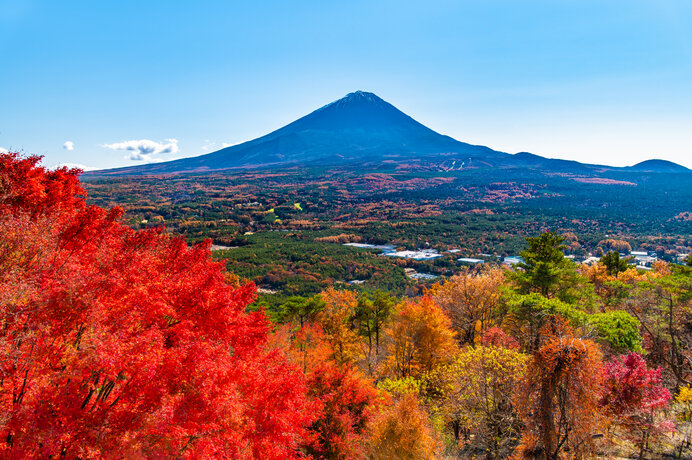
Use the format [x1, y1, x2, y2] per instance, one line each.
[458, 258, 485, 264]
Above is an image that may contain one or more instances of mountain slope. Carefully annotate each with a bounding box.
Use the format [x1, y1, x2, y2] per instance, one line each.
[90, 91, 508, 176]
[88, 91, 689, 176]
[628, 159, 690, 173]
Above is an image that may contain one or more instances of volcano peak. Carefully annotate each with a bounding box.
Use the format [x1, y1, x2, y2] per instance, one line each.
[316, 90, 392, 113]
[87, 91, 505, 175]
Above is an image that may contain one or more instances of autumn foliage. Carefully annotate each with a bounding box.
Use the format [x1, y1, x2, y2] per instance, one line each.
[0, 153, 315, 458]
[3, 153, 692, 458]
[385, 296, 457, 379]
[303, 362, 382, 459]
[432, 344, 528, 457]
[429, 267, 504, 345]
[515, 320, 605, 459]
[601, 353, 673, 455]
[364, 393, 442, 460]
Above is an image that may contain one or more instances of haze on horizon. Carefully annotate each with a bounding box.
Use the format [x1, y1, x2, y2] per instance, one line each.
[2, 0, 692, 170]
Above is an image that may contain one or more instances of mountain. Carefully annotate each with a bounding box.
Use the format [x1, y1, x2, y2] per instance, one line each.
[88, 91, 509, 176]
[628, 159, 690, 173]
[87, 91, 689, 176]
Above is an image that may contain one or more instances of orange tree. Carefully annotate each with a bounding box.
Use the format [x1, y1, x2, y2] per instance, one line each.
[515, 318, 606, 460]
[384, 296, 457, 379]
[316, 287, 362, 366]
[428, 267, 504, 346]
[364, 393, 442, 460]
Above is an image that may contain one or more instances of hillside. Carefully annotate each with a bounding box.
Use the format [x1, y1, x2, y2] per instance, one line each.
[86, 91, 690, 177]
[629, 159, 690, 173]
[90, 91, 505, 176]
[5, 151, 692, 459]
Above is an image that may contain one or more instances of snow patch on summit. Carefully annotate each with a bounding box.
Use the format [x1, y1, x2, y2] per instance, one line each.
[320, 90, 387, 111]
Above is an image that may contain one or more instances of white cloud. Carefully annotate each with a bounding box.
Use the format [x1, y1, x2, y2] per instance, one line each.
[222, 141, 240, 148]
[102, 138, 179, 162]
[0, 147, 8, 154]
[63, 141, 74, 151]
[58, 162, 97, 171]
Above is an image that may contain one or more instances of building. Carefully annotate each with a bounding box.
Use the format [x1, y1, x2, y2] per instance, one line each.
[630, 251, 657, 266]
[384, 249, 442, 260]
[503, 256, 523, 266]
[458, 257, 485, 265]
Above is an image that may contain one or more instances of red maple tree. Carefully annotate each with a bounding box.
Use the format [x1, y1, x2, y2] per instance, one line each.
[601, 352, 673, 457]
[302, 361, 382, 460]
[0, 153, 316, 458]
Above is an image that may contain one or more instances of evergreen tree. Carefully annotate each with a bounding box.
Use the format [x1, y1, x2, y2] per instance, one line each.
[514, 231, 573, 298]
[601, 251, 633, 275]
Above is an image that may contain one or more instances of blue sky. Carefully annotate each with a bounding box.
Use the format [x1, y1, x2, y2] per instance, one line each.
[2, 0, 692, 169]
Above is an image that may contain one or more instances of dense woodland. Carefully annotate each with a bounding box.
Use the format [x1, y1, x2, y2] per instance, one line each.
[2, 152, 692, 458]
[84, 162, 692, 308]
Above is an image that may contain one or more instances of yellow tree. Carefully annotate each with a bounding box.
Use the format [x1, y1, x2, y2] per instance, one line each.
[580, 261, 652, 306]
[385, 296, 457, 379]
[580, 262, 611, 299]
[364, 393, 443, 460]
[429, 267, 505, 346]
[317, 287, 362, 366]
[674, 386, 692, 458]
[431, 345, 529, 458]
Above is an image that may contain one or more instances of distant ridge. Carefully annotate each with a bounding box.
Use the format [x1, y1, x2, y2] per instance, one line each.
[628, 159, 689, 173]
[87, 91, 690, 176]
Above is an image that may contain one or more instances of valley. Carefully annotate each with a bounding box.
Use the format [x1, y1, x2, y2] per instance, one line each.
[84, 160, 692, 311]
[7, 3, 692, 457]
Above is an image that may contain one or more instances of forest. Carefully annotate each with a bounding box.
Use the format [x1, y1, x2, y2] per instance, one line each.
[83, 161, 692, 309]
[2, 152, 692, 459]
